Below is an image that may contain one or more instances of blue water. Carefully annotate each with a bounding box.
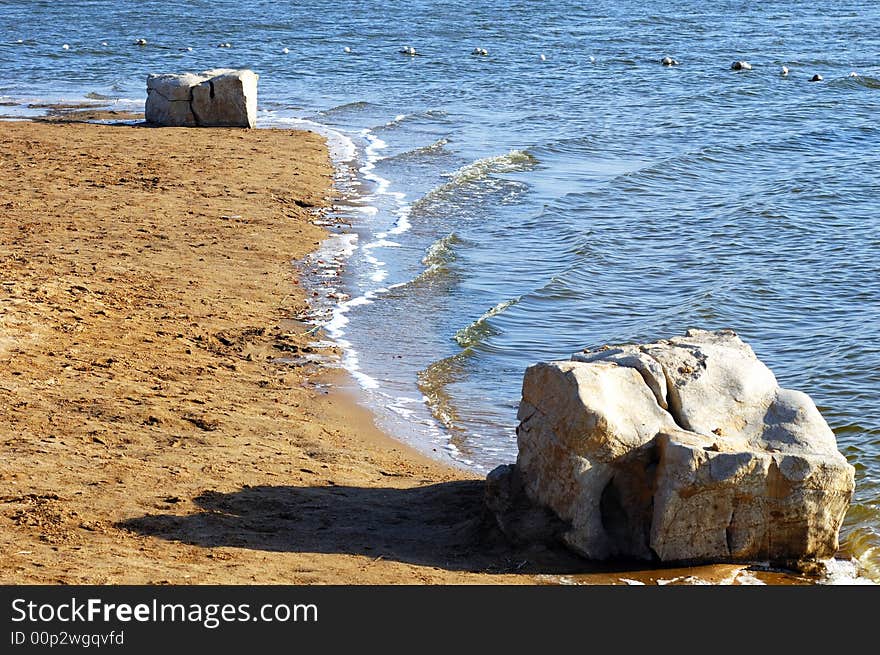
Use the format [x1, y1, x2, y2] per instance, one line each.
[2, 0, 879, 581]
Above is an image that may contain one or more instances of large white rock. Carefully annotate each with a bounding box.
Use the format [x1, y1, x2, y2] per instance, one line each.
[572, 344, 669, 409]
[493, 329, 855, 570]
[516, 360, 679, 559]
[145, 73, 202, 126]
[191, 69, 258, 128]
[650, 430, 853, 563]
[145, 69, 258, 128]
[639, 329, 781, 440]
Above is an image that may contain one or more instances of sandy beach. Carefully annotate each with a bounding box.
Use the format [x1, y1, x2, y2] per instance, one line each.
[0, 120, 808, 585]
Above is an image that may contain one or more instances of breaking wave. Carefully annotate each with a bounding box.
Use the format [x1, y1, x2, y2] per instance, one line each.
[453, 296, 521, 349]
[381, 138, 451, 163]
[422, 232, 461, 270]
[317, 100, 373, 117]
[412, 149, 538, 209]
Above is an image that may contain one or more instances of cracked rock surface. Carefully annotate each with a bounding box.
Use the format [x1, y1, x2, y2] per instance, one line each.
[145, 69, 258, 128]
[487, 329, 855, 570]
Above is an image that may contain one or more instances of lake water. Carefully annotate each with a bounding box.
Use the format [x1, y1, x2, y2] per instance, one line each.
[2, 0, 878, 582]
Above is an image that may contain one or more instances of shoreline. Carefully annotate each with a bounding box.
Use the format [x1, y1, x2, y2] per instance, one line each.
[0, 119, 823, 585]
[0, 119, 489, 584]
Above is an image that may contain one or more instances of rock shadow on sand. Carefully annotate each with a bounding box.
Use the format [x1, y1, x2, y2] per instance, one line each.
[118, 480, 624, 575]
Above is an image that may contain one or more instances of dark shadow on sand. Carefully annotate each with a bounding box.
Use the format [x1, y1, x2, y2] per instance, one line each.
[118, 480, 652, 575]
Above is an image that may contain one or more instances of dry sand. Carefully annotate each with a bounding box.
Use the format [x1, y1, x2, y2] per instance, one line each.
[0, 120, 805, 585]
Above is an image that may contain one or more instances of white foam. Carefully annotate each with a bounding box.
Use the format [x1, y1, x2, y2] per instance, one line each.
[358, 130, 413, 240]
[348, 205, 379, 216]
[349, 366, 380, 389]
[382, 113, 409, 127]
[319, 287, 384, 391]
[363, 239, 401, 250]
[315, 232, 358, 259]
[347, 293, 376, 308]
[388, 206, 412, 235]
[656, 576, 711, 586]
[820, 558, 878, 585]
[732, 570, 766, 585]
[267, 116, 357, 164]
[359, 131, 392, 194]
[385, 398, 421, 419]
[365, 134, 388, 151]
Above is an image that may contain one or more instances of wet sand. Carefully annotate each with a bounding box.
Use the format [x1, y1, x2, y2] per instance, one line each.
[0, 120, 806, 585]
